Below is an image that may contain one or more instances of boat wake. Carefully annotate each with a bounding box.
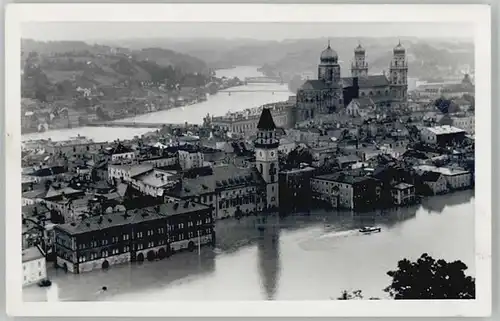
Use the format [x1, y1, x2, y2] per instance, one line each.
[319, 229, 359, 239]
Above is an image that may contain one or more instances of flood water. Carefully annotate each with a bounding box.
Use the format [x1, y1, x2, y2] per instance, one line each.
[24, 190, 475, 301]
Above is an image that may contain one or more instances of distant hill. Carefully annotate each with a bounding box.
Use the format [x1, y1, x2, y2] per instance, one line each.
[105, 37, 474, 80]
[21, 39, 209, 101]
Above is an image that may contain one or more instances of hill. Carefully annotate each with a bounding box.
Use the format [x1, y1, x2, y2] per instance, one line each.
[21, 39, 209, 101]
[106, 37, 474, 81]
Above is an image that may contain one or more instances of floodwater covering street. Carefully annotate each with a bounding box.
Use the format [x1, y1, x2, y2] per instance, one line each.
[24, 190, 475, 301]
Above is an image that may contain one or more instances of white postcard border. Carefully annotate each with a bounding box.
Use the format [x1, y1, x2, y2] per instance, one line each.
[4, 3, 492, 317]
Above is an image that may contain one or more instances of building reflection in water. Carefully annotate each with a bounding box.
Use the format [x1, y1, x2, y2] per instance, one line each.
[421, 190, 473, 214]
[256, 214, 281, 300]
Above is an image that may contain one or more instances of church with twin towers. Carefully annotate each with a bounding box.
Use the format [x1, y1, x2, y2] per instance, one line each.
[295, 40, 409, 122]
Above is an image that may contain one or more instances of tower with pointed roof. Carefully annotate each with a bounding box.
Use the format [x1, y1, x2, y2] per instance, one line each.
[351, 42, 368, 78]
[389, 40, 408, 108]
[254, 108, 279, 209]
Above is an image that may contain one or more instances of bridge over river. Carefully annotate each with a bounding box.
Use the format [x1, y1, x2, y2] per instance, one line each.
[221, 89, 290, 94]
[87, 121, 197, 129]
[244, 76, 283, 84]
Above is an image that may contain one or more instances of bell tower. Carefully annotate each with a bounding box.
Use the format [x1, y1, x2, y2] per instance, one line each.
[351, 42, 368, 78]
[389, 40, 408, 108]
[254, 108, 279, 209]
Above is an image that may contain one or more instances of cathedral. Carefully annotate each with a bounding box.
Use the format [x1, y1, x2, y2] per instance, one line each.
[296, 40, 409, 122]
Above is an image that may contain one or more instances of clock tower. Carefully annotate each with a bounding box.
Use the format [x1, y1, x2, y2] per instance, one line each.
[254, 108, 279, 210]
[389, 40, 408, 108]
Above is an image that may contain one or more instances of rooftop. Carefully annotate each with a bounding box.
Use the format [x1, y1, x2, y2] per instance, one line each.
[134, 170, 178, 188]
[55, 202, 210, 236]
[425, 125, 465, 135]
[414, 165, 470, 176]
[314, 172, 377, 185]
[109, 163, 154, 178]
[257, 108, 277, 130]
[392, 182, 414, 190]
[342, 75, 390, 88]
[167, 164, 263, 198]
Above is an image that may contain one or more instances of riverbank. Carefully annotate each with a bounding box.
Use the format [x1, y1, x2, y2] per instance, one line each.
[24, 190, 474, 302]
[22, 66, 292, 139]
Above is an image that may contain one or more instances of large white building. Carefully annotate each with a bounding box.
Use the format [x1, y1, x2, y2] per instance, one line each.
[420, 125, 466, 146]
[22, 246, 46, 286]
[450, 115, 475, 134]
[414, 165, 472, 191]
[178, 150, 205, 170]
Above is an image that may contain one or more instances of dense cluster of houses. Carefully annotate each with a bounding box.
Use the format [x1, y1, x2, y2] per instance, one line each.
[21, 100, 474, 280]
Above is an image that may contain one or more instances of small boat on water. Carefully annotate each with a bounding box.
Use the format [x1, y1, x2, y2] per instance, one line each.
[359, 226, 381, 234]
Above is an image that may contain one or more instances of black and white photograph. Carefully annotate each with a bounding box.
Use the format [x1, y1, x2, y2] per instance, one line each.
[5, 3, 491, 317]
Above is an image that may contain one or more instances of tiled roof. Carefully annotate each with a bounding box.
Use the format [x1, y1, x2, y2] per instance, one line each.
[314, 172, 378, 185]
[342, 75, 390, 88]
[300, 80, 330, 90]
[30, 166, 66, 177]
[420, 171, 442, 182]
[110, 163, 154, 178]
[55, 202, 210, 236]
[337, 155, 361, 164]
[167, 164, 263, 199]
[44, 185, 83, 200]
[134, 170, 178, 188]
[392, 182, 414, 190]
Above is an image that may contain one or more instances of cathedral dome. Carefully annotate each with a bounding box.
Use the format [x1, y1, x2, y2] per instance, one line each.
[354, 43, 365, 54]
[320, 42, 338, 63]
[393, 41, 406, 54]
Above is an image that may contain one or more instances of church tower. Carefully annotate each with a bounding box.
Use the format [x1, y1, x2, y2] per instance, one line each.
[389, 40, 408, 108]
[254, 108, 279, 209]
[318, 40, 341, 88]
[351, 43, 368, 78]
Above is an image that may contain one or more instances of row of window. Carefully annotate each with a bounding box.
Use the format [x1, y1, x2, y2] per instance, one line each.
[76, 230, 211, 262]
[218, 196, 260, 209]
[73, 223, 209, 249]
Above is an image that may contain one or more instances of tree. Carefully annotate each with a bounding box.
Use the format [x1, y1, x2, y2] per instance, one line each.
[385, 253, 475, 299]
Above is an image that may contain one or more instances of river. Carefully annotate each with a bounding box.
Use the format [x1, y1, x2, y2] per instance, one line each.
[21, 66, 293, 142]
[23, 190, 474, 301]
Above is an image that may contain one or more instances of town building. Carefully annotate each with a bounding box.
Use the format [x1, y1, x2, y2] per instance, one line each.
[419, 171, 448, 195]
[22, 246, 46, 286]
[278, 166, 315, 214]
[311, 172, 382, 210]
[165, 164, 265, 220]
[178, 150, 205, 170]
[420, 125, 466, 146]
[103, 143, 136, 164]
[44, 136, 106, 158]
[391, 182, 416, 206]
[296, 41, 408, 122]
[449, 114, 475, 134]
[130, 168, 179, 198]
[108, 163, 153, 184]
[254, 108, 280, 210]
[414, 165, 472, 191]
[26, 165, 67, 183]
[53, 202, 214, 273]
[211, 102, 294, 136]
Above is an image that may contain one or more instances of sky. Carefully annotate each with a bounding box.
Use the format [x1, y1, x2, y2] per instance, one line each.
[22, 22, 474, 42]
